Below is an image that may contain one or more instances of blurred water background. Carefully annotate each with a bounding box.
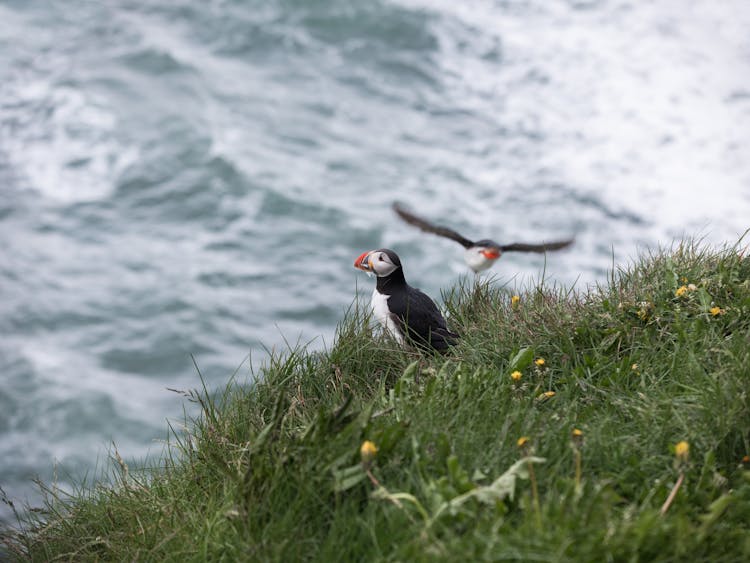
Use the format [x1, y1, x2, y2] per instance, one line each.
[1, 0, 749, 524]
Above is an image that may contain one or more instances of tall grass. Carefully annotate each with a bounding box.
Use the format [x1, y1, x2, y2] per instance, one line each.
[3, 240, 750, 561]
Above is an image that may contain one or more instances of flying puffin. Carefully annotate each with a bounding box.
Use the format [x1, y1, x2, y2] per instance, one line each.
[354, 248, 458, 352]
[392, 202, 574, 273]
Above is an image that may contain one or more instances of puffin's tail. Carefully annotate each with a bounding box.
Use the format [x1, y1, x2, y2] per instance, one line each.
[428, 327, 460, 352]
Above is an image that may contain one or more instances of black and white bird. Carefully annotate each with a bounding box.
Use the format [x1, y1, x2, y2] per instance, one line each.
[354, 248, 458, 352]
[393, 202, 574, 273]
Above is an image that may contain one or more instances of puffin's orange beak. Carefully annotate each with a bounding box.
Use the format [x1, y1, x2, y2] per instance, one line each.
[482, 249, 501, 260]
[354, 251, 373, 271]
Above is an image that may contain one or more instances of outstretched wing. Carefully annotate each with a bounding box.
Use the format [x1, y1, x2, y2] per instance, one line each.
[500, 239, 574, 253]
[392, 202, 475, 249]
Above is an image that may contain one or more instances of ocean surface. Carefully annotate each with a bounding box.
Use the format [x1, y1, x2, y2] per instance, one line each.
[1, 0, 749, 524]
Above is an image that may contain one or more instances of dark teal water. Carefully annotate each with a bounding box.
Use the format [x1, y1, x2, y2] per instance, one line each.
[2, 0, 749, 523]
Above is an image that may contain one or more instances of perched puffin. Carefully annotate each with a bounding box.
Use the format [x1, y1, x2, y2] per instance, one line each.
[354, 248, 458, 352]
[393, 202, 574, 273]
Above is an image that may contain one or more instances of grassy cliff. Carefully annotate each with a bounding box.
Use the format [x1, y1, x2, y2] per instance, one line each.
[3, 242, 750, 561]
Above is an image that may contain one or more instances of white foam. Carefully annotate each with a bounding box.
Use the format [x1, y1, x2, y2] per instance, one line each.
[1, 79, 139, 203]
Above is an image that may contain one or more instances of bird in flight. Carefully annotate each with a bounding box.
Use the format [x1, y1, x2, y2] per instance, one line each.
[392, 202, 574, 273]
[354, 248, 458, 352]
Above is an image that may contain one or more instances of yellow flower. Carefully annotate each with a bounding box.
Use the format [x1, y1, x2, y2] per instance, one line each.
[510, 370, 522, 381]
[631, 363, 639, 371]
[543, 391, 556, 398]
[360, 440, 378, 464]
[675, 285, 688, 297]
[511, 295, 520, 307]
[571, 428, 583, 437]
[636, 301, 652, 320]
[674, 441, 689, 462]
[710, 306, 725, 316]
[535, 358, 546, 367]
[517, 436, 529, 448]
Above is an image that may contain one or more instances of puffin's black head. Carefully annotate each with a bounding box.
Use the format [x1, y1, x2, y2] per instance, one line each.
[354, 248, 402, 278]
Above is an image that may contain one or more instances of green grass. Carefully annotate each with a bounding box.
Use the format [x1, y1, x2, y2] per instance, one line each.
[3, 240, 750, 561]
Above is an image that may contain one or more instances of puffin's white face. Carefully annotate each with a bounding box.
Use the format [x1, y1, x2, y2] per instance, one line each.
[464, 246, 501, 273]
[354, 250, 400, 278]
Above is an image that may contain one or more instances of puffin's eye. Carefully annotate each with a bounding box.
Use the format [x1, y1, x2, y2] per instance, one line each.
[379, 255, 385, 261]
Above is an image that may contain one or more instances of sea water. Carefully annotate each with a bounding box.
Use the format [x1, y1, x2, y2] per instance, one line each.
[1, 0, 749, 523]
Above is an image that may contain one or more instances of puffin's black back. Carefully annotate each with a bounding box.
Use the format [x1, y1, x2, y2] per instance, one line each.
[389, 286, 459, 351]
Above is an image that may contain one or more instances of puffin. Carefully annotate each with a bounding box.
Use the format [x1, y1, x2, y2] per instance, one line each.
[354, 248, 458, 352]
[392, 202, 574, 273]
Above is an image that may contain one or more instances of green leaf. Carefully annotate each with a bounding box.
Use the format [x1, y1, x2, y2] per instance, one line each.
[447, 455, 474, 494]
[482, 456, 546, 503]
[429, 456, 546, 527]
[698, 492, 734, 539]
[696, 288, 712, 312]
[332, 464, 366, 493]
[508, 347, 534, 373]
[402, 360, 419, 382]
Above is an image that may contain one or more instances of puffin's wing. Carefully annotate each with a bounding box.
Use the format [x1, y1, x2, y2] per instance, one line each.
[392, 202, 474, 249]
[499, 238, 574, 253]
[425, 325, 460, 352]
[399, 286, 459, 351]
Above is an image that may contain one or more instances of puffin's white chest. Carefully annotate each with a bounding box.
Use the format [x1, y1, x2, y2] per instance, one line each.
[371, 289, 404, 344]
[464, 248, 495, 273]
